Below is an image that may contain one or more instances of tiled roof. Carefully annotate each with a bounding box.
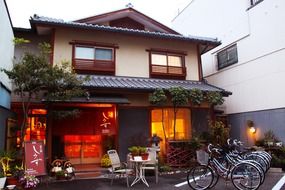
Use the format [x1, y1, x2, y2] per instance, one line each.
[30, 15, 220, 45]
[79, 75, 231, 96]
[43, 96, 130, 104]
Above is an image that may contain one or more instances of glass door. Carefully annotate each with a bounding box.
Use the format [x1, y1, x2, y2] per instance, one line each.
[64, 135, 102, 164]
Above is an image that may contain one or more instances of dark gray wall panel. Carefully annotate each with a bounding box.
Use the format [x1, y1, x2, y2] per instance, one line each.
[0, 107, 15, 149]
[118, 107, 150, 161]
[191, 108, 209, 135]
[229, 108, 285, 145]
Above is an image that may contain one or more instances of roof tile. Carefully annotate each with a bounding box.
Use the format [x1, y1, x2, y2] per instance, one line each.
[79, 75, 230, 95]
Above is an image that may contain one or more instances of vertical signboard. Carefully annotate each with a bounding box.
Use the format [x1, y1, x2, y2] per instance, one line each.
[24, 141, 46, 176]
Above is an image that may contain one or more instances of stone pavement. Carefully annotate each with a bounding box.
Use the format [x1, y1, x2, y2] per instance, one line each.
[35, 169, 285, 190]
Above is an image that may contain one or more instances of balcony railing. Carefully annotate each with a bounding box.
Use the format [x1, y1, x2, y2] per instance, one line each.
[150, 65, 186, 79]
[73, 59, 115, 75]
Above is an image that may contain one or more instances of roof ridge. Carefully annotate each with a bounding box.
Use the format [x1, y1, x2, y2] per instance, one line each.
[30, 15, 220, 44]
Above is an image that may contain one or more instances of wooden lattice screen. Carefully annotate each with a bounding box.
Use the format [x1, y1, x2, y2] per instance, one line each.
[166, 141, 195, 167]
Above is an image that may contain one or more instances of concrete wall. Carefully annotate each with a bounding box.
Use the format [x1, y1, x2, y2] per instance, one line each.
[173, 0, 285, 114]
[53, 28, 200, 81]
[173, 0, 285, 143]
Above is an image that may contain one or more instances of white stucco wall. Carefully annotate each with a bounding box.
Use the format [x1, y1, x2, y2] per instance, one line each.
[0, 0, 14, 91]
[53, 28, 200, 80]
[173, 0, 250, 47]
[173, 0, 285, 114]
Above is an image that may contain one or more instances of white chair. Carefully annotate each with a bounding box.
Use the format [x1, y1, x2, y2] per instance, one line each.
[107, 149, 133, 187]
[142, 147, 159, 183]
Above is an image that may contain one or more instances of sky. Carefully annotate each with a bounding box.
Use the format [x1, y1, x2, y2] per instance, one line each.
[6, 0, 191, 28]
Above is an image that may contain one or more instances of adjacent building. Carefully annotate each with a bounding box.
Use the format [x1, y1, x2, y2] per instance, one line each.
[12, 7, 229, 164]
[0, 0, 15, 149]
[173, 0, 285, 144]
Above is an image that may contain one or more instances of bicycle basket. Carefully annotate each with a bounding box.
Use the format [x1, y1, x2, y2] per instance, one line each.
[196, 150, 209, 165]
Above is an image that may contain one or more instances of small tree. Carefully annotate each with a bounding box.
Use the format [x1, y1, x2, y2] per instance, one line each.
[169, 87, 189, 140]
[1, 39, 86, 150]
[189, 88, 204, 105]
[149, 88, 167, 141]
[209, 120, 229, 146]
[206, 91, 224, 106]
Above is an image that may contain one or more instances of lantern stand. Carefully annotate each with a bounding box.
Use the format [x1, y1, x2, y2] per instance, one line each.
[150, 134, 162, 153]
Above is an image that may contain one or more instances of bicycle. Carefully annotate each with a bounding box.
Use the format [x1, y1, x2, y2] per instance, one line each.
[187, 144, 263, 190]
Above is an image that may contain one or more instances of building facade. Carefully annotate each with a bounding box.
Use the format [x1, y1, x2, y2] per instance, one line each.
[0, 0, 15, 150]
[173, 0, 285, 144]
[12, 8, 229, 164]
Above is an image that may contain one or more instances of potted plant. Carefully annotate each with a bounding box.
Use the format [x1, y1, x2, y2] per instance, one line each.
[8, 165, 25, 186]
[100, 154, 111, 168]
[19, 173, 40, 189]
[139, 147, 149, 160]
[0, 172, 6, 189]
[128, 146, 140, 159]
[0, 150, 15, 177]
[55, 170, 66, 180]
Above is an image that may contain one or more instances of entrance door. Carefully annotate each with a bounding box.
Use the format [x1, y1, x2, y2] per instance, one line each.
[64, 135, 102, 164]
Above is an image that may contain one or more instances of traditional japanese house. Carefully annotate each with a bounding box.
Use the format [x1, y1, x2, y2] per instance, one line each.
[12, 7, 230, 165]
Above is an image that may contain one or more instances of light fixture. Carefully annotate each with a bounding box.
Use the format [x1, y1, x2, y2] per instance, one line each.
[247, 120, 256, 134]
[249, 126, 256, 134]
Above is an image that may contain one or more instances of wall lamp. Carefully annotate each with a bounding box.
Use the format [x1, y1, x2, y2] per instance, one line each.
[247, 120, 256, 134]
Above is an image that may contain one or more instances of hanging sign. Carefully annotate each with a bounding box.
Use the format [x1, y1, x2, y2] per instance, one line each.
[24, 141, 46, 176]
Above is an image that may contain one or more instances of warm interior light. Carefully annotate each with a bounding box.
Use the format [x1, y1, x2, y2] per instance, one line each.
[108, 111, 114, 118]
[249, 126, 256, 134]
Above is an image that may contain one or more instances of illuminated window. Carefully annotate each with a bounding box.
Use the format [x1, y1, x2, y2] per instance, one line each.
[151, 108, 191, 154]
[149, 50, 186, 79]
[24, 109, 47, 144]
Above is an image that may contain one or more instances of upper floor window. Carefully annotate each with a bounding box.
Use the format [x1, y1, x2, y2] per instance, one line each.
[217, 44, 238, 70]
[75, 47, 113, 61]
[71, 41, 117, 75]
[148, 49, 186, 80]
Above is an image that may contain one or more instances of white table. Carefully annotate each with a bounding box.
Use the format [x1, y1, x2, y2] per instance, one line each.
[130, 157, 151, 187]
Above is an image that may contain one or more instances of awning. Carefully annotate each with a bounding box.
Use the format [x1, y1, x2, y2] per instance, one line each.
[79, 74, 232, 96]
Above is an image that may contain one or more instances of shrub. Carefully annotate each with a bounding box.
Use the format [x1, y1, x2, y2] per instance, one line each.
[100, 154, 111, 168]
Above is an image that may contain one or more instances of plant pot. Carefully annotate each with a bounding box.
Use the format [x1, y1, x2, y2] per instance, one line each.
[131, 154, 139, 160]
[141, 153, 149, 160]
[0, 177, 7, 189]
[56, 175, 66, 180]
[23, 187, 35, 190]
[7, 176, 20, 186]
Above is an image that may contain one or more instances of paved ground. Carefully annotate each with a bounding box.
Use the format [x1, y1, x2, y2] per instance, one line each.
[35, 170, 285, 190]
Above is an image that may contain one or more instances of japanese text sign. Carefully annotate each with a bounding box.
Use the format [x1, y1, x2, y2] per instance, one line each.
[25, 141, 46, 176]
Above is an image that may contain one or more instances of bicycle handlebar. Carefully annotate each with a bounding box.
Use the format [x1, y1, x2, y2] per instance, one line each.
[207, 144, 223, 154]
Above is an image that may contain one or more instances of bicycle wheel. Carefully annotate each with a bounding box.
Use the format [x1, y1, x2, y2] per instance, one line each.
[209, 167, 219, 188]
[242, 160, 265, 184]
[231, 162, 262, 190]
[245, 153, 270, 172]
[187, 165, 214, 190]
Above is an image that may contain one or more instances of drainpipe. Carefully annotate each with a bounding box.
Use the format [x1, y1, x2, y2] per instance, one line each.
[197, 44, 209, 81]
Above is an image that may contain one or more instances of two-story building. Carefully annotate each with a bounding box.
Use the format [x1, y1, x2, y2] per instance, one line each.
[0, 0, 15, 150]
[13, 7, 229, 164]
[173, 0, 285, 144]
